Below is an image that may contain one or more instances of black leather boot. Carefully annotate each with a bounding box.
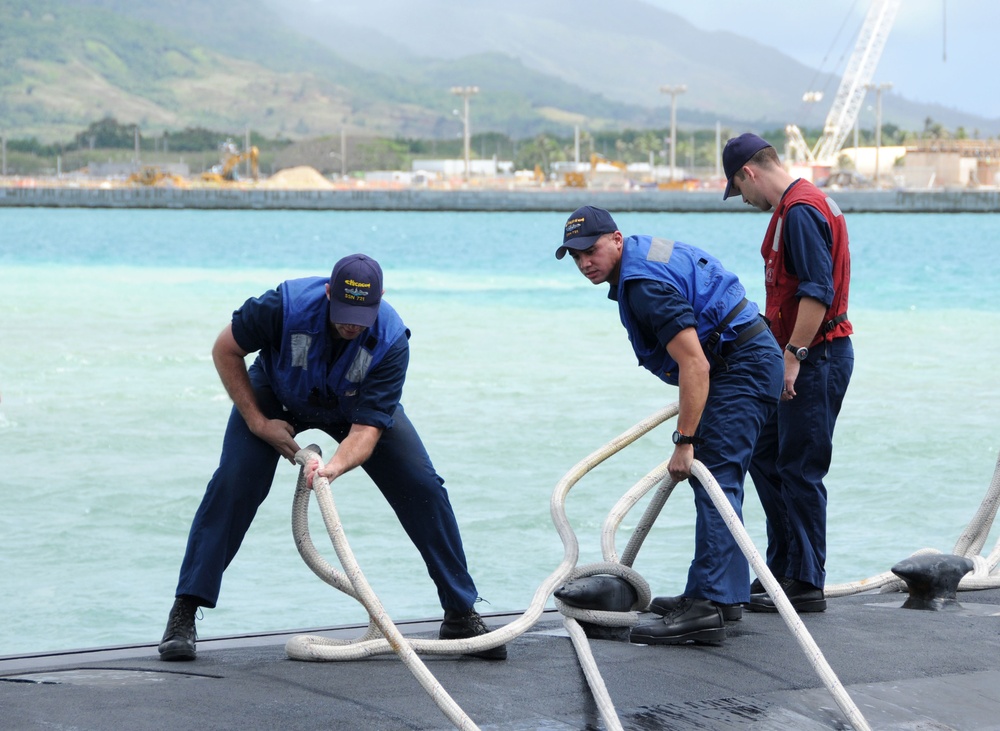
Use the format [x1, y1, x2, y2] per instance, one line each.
[649, 594, 742, 621]
[158, 596, 199, 661]
[747, 578, 826, 613]
[630, 597, 725, 645]
[439, 608, 507, 660]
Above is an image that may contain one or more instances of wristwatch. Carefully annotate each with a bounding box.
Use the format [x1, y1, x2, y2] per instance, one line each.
[672, 430, 703, 446]
[785, 343, 809, 361]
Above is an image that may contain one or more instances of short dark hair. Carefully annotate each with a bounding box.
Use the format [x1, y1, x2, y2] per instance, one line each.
[734, 146, 781, 188]
[749, 145, 780, 168]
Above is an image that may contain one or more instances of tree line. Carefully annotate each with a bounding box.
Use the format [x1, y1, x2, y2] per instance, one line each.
[4, 117, 290, 157]
[1, 114, 980, 177]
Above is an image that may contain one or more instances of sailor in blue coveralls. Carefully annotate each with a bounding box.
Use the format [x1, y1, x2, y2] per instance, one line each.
[158, 253, 505, 661]
[557, 206, 783, 645]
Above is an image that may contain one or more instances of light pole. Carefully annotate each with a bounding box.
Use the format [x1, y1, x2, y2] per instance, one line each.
[864, 82, 892, 186]
[660, 84, 686, 182]
[799, 91, 824, 166]
[450, 86, 479, 181]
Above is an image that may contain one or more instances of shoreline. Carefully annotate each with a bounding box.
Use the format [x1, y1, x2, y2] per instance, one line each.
[1, 185, 998, 212]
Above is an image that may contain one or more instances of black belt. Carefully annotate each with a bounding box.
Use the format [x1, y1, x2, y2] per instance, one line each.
[704, 299, 769, 368]
[720, 317, 768, 357]
[704, 298, 749, 353]
[823, 312, 848, 333]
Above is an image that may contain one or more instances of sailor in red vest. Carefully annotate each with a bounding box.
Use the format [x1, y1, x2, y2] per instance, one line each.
[723, 133, 855, 614]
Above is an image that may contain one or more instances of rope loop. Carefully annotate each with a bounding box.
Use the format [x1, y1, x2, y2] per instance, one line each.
[553, 561, 651, 628]
[285, 413, 1000, 731]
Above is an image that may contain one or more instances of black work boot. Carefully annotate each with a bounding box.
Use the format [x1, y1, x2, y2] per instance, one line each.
[649, 594, 742, 622]
[630, 596, 725, 645]
[158, 596, 199, 661]
[747, 577, 826, 613]
[438, 608, 507, 660]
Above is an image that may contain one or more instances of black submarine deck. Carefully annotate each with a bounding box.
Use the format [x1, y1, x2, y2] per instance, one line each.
[3, 588, 1000, 730]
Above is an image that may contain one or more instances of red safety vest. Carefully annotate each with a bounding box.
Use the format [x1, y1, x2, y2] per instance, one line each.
[761, 180, 853, 347]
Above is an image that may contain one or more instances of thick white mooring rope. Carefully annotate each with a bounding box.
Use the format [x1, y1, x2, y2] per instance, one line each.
[826, 447, 1000, 598]
[286, 446, 566, 661]
[549, 402, 870, 731]
[286, 411, 1000, 731]
[688, 460, 872, 731]
[288, 448, 481, 730]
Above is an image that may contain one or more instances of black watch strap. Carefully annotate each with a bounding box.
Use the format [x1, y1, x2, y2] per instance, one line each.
[672, 430, 704, 446]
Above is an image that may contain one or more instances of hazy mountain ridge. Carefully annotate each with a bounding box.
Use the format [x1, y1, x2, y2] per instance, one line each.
[1, 0, 995, 143]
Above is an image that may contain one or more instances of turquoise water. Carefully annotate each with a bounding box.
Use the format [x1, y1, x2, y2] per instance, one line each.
[1, 208, 999, 657]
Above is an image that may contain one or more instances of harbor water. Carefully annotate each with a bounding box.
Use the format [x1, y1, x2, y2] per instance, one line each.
[1, 207, 998, 657]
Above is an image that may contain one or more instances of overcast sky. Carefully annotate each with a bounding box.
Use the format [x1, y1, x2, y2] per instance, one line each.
[646, 0, 999, 120]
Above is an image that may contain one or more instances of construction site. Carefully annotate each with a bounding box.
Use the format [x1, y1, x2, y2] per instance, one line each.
[2, 1, 997, 198]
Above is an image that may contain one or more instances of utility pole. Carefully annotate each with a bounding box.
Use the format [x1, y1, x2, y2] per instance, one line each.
[715, 121, 721, 178]
[244, 125, 251, 179]
[450, 86, 479, 181]
[864, 82, 893, 186]
[659, 84, 686, 182]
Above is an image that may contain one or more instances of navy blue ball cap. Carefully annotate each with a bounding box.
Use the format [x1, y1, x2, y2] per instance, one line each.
[328, 253, 382, 327]
[722, 133, 773, 200]
[556, 205, 618, 259]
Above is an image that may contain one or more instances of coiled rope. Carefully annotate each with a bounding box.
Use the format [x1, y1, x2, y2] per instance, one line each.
[286, 444, 568, 731]
[286, 428, 661, 729]
[286, 445, 480, 730]
[285, 410, 999, 731]
[549, 403, 870, 731]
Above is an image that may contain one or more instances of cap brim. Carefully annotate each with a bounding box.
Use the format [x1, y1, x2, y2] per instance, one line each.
[722, 178, 735, 201]
[329, 300, 378, 327]
[555, 233, 605, 260]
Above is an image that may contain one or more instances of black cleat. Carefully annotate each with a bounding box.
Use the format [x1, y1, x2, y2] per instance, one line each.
[158, 596, 199, 661]
[439, 609, 507, 660]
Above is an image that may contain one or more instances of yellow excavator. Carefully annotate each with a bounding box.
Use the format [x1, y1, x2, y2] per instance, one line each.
[127, 166, 188, 187]
[201, 143, 259, 184]
[563, 153, 628, 188]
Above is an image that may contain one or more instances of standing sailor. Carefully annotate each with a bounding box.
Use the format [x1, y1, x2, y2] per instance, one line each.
[722, 133, 855, 612]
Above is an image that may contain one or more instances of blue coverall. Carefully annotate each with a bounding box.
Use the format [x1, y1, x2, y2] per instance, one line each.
[615, 237, 784, 605]
[174, 285, 480, 612]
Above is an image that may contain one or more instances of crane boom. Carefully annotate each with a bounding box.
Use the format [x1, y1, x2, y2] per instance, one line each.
[787, 0, 900, 166]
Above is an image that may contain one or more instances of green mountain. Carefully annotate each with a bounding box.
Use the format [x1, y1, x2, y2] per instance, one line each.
[1, 0, 994, 144]
[274, 0, 999, 135]
[0, 0, 422, 141]
[0, 0, 674, 142]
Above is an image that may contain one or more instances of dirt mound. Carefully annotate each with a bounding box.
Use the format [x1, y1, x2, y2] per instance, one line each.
[261, 166, 335, 190]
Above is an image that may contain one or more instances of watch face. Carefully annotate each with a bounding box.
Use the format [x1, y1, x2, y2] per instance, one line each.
[787, 344, 807, 360]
